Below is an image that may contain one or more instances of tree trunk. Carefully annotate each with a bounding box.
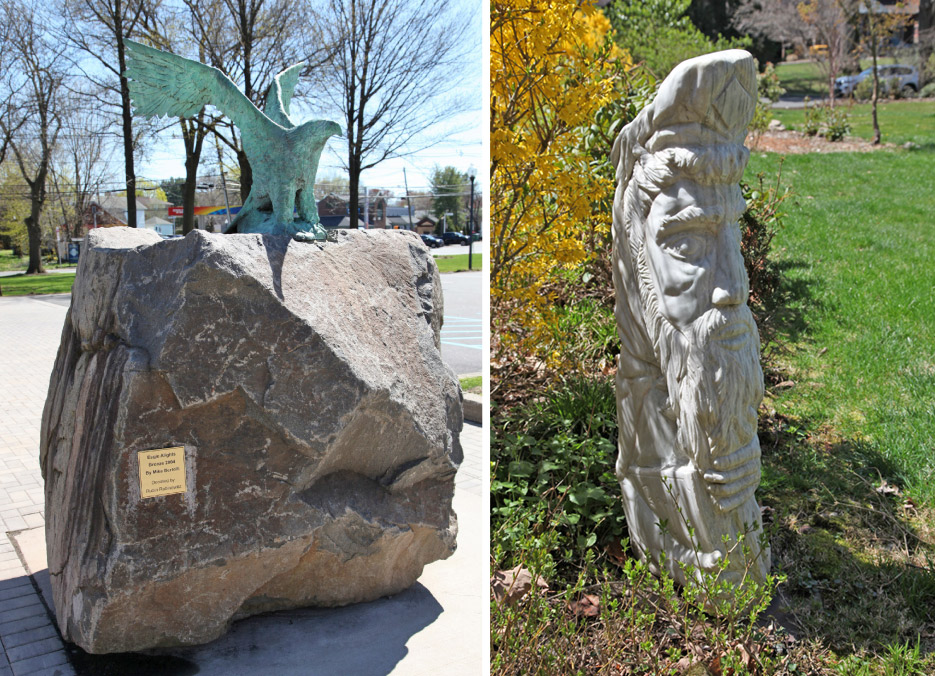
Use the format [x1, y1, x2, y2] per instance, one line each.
[25, 200, 45, 275]
[827, 50, 836, 109]
[348, 150, 360, 229]
[920, 0, 934, 70]
[871, 27, 881, 145]
[181, 115, 206, 234]
[182, 163, 198, 235]
[114, 0, 137, 228]
[237, 148, 252, 200]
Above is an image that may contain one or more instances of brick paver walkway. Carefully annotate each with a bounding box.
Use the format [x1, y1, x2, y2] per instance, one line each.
[0, 293, 484, 674]
[0, 296, 72, 676]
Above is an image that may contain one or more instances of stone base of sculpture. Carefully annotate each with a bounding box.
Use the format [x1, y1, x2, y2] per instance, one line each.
[40, 227, 462, 653]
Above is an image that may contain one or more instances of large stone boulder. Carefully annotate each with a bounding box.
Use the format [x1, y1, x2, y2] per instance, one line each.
[40, 227, 462, 654]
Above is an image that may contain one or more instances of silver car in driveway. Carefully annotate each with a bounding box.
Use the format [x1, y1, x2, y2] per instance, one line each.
[835, 64, 919, 97]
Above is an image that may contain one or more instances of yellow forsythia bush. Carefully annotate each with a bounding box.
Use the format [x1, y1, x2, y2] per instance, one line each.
[491, 0, 628, 358]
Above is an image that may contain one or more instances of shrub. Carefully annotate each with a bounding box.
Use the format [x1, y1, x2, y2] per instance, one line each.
[749, 100, 771, 146]
[740, 165, 791, 352]
[491, 3, 629, 359]
[854, 76, 874, 101]
[921, 81, 935, 98]
[757, 61, 786, 103]
[822, 105, 851, 140]
[802, 98, 822, 135]
[491, 377, 624, 575]
[801, 99, 851, 141]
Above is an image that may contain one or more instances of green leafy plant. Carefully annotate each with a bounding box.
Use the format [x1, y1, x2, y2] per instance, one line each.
[604, 0, 749, 78]
[822, 105, 851, 141]
[491, 377, 624, 572]
[758, 61, 786, 103]
[800, 99, 851, 141]
[739, 163, 791, 355]
[802, 97, 822, 136]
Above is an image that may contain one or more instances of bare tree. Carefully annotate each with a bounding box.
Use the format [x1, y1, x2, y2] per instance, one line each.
[734, 0, 815, 59]
[0, 0, 70, 273]
[735, 0, 855, 106]
[857, 2, 910, 144]
[798, 0, 855, 107]
[48, 97, 115, 240]
[182, 0, 311, 201]
[139, 6, 216, 234]
[60, 0, 162, 228]
[308, 0, 475, 227]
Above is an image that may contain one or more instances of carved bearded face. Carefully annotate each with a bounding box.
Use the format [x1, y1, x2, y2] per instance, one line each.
[635, 162, 764, 512]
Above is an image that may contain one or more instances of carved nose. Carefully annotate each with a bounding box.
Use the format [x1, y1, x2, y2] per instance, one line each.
[712, 282, 744, 307]
[711, 230, 748, 307]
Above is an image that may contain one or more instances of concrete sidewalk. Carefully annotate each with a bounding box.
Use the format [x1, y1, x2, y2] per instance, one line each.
[0, 294, 484, 675]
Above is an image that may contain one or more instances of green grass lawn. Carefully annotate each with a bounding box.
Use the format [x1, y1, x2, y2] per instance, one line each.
[459, 374, 482, 394]
[776, 60, 829, 97]
[0, 272, 75, 296]
[435, 253, 483, 273]
[746, 149, 935, 502]
[0, 249, 74, 273]
[772, 99, 935, 147]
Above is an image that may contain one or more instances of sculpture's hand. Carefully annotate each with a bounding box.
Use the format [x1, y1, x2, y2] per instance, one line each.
[702, 440, 761, 512]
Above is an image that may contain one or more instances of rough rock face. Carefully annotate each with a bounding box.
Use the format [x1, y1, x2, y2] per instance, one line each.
[40, 227, 462, 654]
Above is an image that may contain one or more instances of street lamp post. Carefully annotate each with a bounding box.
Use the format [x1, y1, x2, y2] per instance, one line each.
[467, 165, 476, 271]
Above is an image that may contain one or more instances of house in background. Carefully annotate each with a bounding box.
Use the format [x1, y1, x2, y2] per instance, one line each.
[84, 195, 175, 237]
[386, 207, 441, 233]
[386, 205, 415, 230]
[316, 193, 388, 229]
[413, 214, 438, 235]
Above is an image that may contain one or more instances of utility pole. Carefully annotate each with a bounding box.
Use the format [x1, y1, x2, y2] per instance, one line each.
[467, 165, 476, 270]
[403, 168, 414, 231]
[215, 136, 232, 230]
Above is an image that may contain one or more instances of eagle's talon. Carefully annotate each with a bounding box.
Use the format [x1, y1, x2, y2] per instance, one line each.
[293, 228, 327, 243]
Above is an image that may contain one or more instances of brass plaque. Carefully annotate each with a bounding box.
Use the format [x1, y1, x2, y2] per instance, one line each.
[138, 446, 186, 499]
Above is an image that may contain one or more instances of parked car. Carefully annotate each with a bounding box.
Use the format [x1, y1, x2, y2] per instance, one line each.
[441, 231, 469, 245]
[420, 233, 443, 248]
[835, 64, 919, 98]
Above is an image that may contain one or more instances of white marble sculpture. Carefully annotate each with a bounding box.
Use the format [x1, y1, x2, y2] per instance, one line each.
[611, 50, 770, 589]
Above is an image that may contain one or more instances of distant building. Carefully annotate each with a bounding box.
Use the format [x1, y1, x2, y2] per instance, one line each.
[316, 193, 388, 229]
[84, 195, 175, 237]
[859, 0, 922, 44]
[413, 214, 438, 235]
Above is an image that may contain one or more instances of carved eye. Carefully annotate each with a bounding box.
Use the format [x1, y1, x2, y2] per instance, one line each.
[661, 233, 705, 261]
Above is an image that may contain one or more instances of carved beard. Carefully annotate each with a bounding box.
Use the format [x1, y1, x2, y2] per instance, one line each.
[637, 245, 763, 495]
[674, 306, 763, 474]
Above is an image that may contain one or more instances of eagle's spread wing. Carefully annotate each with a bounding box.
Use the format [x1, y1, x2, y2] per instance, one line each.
[263, 63, 305, 129]
[123, 40, 271, 131]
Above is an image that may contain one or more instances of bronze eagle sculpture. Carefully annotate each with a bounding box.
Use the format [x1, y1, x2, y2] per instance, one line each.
[124, 40, 342, 241]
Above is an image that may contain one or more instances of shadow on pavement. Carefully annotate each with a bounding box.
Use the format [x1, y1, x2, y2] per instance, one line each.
[65, 582, 443, 676]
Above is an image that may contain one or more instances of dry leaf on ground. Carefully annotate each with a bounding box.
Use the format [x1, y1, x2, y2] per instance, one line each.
[491, 565, 549, 604]
[605, 539, 629, 566]
[567, 593, 600, 618]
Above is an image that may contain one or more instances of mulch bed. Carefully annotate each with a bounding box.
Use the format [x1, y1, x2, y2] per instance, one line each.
[746, 129, 896, 154]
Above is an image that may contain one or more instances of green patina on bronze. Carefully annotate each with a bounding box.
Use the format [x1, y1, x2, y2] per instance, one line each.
[123, 40, 342, 241]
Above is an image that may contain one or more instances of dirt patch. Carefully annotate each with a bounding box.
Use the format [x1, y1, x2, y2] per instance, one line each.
[746, 129, 896, 154]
